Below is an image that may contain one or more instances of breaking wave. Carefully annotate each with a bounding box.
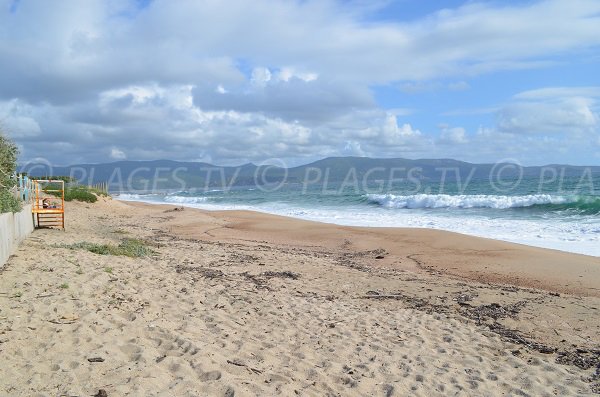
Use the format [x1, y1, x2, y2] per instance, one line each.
[366, 193, 600, 213]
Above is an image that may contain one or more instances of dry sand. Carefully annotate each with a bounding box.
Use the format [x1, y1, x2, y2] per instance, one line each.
[0, 198, 599, 396]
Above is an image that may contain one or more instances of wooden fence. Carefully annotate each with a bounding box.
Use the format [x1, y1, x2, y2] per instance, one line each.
[88, 182, 109, 194]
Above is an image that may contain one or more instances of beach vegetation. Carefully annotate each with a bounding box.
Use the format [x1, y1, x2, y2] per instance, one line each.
[104, 266, 113, 274]
[59, 283, 69, 289]
[63, 186, 99, 202]
[41, 179, 109, 203]
[0, 132, 21, 213]
[45, 184, 99, 203]
[59, 238, 155, 258]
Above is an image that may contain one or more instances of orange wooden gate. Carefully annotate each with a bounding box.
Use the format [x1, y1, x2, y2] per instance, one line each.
[32, 180, 65, 229]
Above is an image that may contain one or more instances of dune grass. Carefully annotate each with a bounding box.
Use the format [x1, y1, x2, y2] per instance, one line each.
[59, 238, 155, 258]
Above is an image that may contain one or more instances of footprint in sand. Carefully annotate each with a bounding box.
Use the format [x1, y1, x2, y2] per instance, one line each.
[146, 327, 226, 385]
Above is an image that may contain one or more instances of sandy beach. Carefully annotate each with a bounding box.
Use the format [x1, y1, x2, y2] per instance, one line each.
[1, 198, 599, 396]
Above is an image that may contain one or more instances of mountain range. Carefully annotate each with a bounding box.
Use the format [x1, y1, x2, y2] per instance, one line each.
[19, 157, 600, 192]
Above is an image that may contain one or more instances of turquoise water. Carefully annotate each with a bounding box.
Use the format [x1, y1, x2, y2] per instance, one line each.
[118, 175, 600, 256]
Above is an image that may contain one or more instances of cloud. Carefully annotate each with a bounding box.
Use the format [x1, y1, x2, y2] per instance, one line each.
[192, 68, 374, 123]
[497, 87, 599, 135]
[514, 87, 600, 100]
[1, 1, 600, 165]
[0, 99, 42, 139]
[400, 80, 470, 94]
[110, 147, 126, 160]
[342, 141, 365, 157]
[439, 126, 468, 144]
[3, 0, 600, 101]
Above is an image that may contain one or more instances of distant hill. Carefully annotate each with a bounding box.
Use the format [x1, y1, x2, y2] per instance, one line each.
[19, 157, 600, 192]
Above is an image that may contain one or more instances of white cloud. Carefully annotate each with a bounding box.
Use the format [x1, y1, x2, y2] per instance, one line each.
[439, 126, 468, 144]
[514, 86, 600, 100]
[276, 67, 318, 83]
[250, 67, 272, 87]
[2, 0, 599, 101]
[0, 99, 42, 138]
[110, 147, 127, 160]
[343, 141, 365, 156]
[381, 114, 421, 145]
[498, 87, 599, 135]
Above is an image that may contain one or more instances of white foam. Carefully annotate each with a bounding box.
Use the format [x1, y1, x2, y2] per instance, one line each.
[164, 196, 209, 204]
[367, 193, 574, 209]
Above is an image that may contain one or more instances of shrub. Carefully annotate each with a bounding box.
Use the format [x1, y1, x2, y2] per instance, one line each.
[0, 132, 21, 213]
[64, 186, 98, 203]
[45, 185, 99, 203]
[0, 190, 21, 213]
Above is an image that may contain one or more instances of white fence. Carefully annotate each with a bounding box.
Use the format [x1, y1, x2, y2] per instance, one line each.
[0, 204, 34, 267]
[1, 175, 35, 267]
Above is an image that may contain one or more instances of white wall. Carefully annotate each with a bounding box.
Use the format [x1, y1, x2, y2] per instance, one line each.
[0, 204, 34, 267]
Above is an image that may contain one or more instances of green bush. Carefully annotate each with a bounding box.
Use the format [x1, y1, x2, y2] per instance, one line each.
[45, 185, 101, 203]
[64, 186, 98, 203]
[0, 190, 21, 213]
[0, 132, 21, 213]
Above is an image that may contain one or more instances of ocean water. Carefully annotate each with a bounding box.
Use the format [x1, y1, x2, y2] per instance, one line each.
[117, 176, 600, 256]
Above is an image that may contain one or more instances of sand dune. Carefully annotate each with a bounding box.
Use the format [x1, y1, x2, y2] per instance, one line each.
[0, 198, 598, 396]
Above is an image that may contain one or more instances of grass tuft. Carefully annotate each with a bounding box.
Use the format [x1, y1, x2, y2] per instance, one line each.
[59, 238, 155, 258]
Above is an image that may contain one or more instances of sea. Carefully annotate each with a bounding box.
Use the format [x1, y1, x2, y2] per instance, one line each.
[117, 174, 600, 257]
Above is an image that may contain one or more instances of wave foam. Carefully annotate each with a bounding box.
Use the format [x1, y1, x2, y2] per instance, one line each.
[366, 194, 574, 209]
[164, 196, 208, 204]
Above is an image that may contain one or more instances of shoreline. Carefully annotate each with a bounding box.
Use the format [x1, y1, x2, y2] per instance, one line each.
[122, 199, 600, 298]
[116, 195, 600, 258]
[1, 198, 599, 395]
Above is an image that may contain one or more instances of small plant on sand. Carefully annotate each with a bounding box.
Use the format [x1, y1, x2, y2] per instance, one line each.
[104, 266, 113, 274]
[117, 239, 155, 257]
[113, 228, 129, 234]
[76, 267, 84, 275]
[59, 283, 69, 289]
[11, 291, 22, 298]
[58, 238, 155, 258]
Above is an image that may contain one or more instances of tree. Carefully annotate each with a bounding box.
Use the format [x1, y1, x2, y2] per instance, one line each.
[0, 131, 21, 213]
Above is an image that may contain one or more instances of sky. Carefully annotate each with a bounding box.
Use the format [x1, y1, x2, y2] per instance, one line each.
[1, 0, 600, 167]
